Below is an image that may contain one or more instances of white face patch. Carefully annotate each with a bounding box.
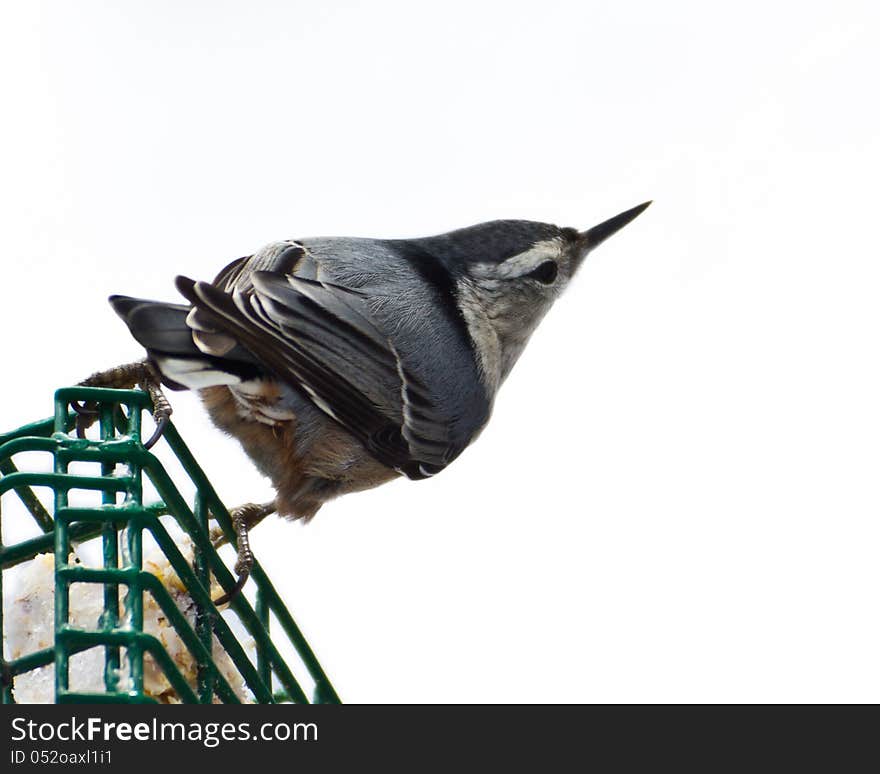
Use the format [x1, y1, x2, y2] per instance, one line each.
[457, 237, 572, 393]
[456, 279, 504, 393]
[468, 238, 566, 281]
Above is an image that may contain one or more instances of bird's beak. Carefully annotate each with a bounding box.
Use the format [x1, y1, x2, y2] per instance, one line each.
[575, 201, 651, 265]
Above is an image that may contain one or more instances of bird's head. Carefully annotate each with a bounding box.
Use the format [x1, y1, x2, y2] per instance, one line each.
[421, 201, 651, 391]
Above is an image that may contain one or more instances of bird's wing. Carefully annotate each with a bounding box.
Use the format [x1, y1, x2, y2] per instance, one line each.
[175, 254, 464, 479]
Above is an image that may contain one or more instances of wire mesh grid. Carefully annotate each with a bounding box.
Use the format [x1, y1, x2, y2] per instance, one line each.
[0, 386, 339, 704]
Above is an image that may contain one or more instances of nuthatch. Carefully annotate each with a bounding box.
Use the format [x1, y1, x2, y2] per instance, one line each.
[80, 202, 650, 602]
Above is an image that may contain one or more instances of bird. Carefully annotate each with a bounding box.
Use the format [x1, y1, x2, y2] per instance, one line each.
[78, 202, 650, 602]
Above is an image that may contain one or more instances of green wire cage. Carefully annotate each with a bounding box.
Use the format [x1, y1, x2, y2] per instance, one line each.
[0, 386, 340, 704]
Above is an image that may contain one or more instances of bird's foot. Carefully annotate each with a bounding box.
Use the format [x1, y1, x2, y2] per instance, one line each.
[73, 359, 172, 449]
[211, 501, 276, 607]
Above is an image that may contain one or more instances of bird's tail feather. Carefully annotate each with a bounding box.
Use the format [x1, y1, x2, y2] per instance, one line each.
[109, 295, 262, 390]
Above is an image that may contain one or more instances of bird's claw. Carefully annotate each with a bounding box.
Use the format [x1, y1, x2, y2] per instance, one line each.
[144, 409, 171, 450]
[211, 502, 275, 607]
[212, 505, 257, 607]
[71, 360, 172, 448]
[70, 400, 100, 438]
[212, 572, 250, 609]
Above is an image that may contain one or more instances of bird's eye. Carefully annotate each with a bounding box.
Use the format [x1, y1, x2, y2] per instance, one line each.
[526, 260, 558, 285]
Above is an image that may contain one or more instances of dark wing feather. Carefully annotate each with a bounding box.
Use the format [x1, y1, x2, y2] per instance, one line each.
[175, 269, 462, 479]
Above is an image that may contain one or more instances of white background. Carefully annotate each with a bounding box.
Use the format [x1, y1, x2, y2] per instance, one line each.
[1, 1, 878, 702]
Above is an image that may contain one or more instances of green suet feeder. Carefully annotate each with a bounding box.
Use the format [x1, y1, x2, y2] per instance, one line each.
[0, 386, 339, 704]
